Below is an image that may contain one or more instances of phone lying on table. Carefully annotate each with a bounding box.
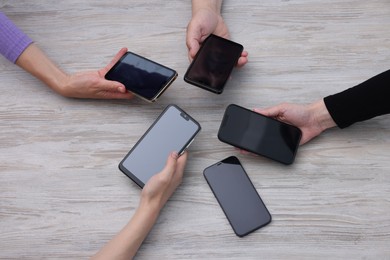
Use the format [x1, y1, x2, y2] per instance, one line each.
[105, 51, 177, 102]
[218, 104, 302, 165]
[119, 105, 201, 188]
[204, 156, 272, 237]
[184, 34, 243, 94]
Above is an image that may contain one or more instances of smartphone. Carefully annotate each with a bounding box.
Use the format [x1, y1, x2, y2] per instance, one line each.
[204, 156, 272, 237]
[105, 52, 177, 102]
[184, 34, 243, 94]
[218, 104, 302, 165]
[119, 105, 201, 188]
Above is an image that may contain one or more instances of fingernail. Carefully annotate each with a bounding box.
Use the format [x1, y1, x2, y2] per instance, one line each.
[171, 152, 179, 159]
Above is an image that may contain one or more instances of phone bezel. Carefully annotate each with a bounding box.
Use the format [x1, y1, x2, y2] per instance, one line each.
[184, 34, 243, 94]
[105, 51, 178, 102]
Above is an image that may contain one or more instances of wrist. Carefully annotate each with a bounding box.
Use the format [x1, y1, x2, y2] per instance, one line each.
[55, 73, 73, 97]
[309, 99, 337, 132]
[16, 44, 70, 97]
[138, 198, 162, 218]
[192, 0, 222, 16]
[134, 201, 160, 232]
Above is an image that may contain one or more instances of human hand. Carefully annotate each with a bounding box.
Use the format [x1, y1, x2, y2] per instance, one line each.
[140, 151, 188, 212]
[254, 100, 337, 145]
[186, 7, 248, 67]
[91, 152, 188, 260]
[60, 48, 134, 99]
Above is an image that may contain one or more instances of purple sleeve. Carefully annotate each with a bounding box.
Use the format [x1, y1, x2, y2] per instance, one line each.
[0, 11, 33, 63]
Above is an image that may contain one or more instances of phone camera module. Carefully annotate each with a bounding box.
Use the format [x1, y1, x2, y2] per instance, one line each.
[181, 112, 189, 121]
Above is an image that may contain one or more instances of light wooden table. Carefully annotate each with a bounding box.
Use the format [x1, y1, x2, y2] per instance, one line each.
[1, 1, 389, 259]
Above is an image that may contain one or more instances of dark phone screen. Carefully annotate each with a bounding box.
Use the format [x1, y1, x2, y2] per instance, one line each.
[218, 104, 302, 164]
[184, 34, 243, 93]
[204, 156, 271, 237]
[105, 52, 176, 100]
[119, 105, 200, 188]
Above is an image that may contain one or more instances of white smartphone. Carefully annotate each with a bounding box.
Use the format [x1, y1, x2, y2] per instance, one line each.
[119, 105, 201, 188]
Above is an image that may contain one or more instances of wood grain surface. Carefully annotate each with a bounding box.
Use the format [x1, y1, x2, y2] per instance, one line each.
[0, 0, 389, 259]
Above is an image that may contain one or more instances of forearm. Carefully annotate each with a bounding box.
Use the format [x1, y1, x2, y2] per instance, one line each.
[91, 204, 160, 260]
[192, 0, 222, 15]
[15, 44, 68, 95]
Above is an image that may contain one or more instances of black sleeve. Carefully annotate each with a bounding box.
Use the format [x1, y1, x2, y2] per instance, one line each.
[323, 69, 390, 129]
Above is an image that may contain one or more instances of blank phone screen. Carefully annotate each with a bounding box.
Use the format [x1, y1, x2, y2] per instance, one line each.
[204, 156, 271, 237]
[119, 105, 200, 188]
[218, 104, 302, 164]
[184, 34, 243, 93]
[105, 52, 177, 100]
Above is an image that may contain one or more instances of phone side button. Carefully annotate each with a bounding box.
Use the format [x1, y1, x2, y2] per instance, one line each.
[180, 139, 195, 155]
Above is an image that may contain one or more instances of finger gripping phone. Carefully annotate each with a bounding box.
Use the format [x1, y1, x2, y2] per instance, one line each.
[184, 34, 243, 94]
[119, 105, 201, 188]
[105, 52, 177, 102]
[204, 156, 272, 237]
[218, 104, 302, 165]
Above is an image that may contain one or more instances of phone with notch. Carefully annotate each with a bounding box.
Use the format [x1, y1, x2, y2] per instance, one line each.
[218, 104, 302, 165]
[184, 34, 243, 94]
[119, 105, 201, 188]
[204, 156, 272, 237]
[105, 51, 177, 102]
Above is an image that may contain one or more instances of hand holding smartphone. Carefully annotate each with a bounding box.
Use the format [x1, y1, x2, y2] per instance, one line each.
[218, 104, 302, 165]
[184, 34, 243, 94]
[119, 105, 201, 188]
[105, 52, 177, 102]
[204, 156, 272, 237]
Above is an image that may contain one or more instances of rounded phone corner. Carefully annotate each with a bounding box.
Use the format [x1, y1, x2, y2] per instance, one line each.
[118, 162, 145, 189]
[214, 88, 224, 94]
[118, 162, 126, 172]
[183, 74, 190, 83]
[283, 155, 298, 165]
[266, 214, 272, 225]
[216, 132, 224, 142]
[227, 103, 237, 108]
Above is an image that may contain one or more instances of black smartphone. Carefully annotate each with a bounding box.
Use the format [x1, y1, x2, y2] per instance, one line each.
[105, 52, 177, 102]
[119, 105, 201, 188]
[184, 34, 243, 94]
[204, 156, 272, 237]
[218, 104, 302, 165]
